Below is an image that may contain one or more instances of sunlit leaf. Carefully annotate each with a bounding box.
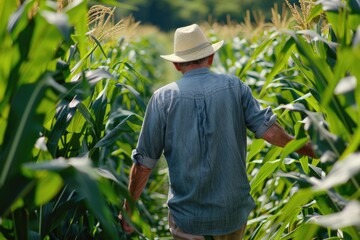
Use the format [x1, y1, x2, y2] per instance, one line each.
[311, 200, 360, 228]
[0, 74, 53, 186]
[94, 114, 142, 148]
[34, 172, 63, 205]
[294, 223, 319, 240]
[116, 83, 146, 112]
[86, 68, 115, 84]
[247, 138, 266, 161]
[47, 101, 77, 156]
[250, 159, 281, 192]
[313, 153, 360, 190]
[334, 76, 356, 94]
[306, 3, 323, 22]
[260, 36, 295, 97]
[300, 156, 310, 174]
[281, 138, 308, 160]
[40, 11, 72, 41]
[318, 0, 346, 12]
[24, 157, 118, 239]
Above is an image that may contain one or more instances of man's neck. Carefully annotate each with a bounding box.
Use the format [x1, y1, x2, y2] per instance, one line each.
[180, 64, 209, 74]
[173, 54, 214, 74]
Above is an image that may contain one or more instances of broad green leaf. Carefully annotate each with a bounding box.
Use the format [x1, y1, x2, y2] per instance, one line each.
[306, 3, 323, 22]
[0, 74, 54, 186]
[279, 104, 347, 157]
[92, 85, 109, 134]
[7, 0, 36, 38]
[250, 159, 281, 193]
[46, 101, 77, 156]
[293, 223, 319, 240]
[281, 138, 308, 160]
[0, 0, 16, 38]
[311, 200, 360, 228]
[299, 91, 320, 113]
[69, 158, 118, 239]
[76, 102, 98, 137]
[247, 138, 266, 161]
[278, 189, 313, 222]
[0, 0, 17, 106]
[318, 0, 345, 12]
[34, 171, 63, 205]
[63, 0, 88, 60]
[260, 36, 295, 97]
[276, 171, 312, 188]
[22, 11, 72, 84]
[95, 114, 142, 148]
[334, 76, 356, 94]
[25, 157, 118, 239]
[292, 31, 334, 92]
[86, 68, 116, 84]
[290, 52, 317, 86]
[40, 11, 72, 42]
[313, 153, 360, 190]
[299, 156, 310, 174]
[269, 189, 313, 239]
[116, 83, 146, 112]
[66, 109, 87, 133]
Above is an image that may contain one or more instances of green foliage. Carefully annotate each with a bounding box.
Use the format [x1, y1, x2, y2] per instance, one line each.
[0, 0, 160, 239]
[215, 0, 360, 239]
[120, 0, 287, 30]
[1, 0, 360, 239]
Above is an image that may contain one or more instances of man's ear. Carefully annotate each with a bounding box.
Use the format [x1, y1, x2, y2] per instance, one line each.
[173, 62, 181, 71]
[207, 54, 214, 65]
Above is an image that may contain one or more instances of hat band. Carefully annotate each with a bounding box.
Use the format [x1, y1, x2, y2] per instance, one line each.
[175, 42, 212, 56]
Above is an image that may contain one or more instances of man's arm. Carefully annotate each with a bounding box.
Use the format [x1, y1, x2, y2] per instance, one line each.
[119, 163, 152, 234]
[262, 122, 317, 158]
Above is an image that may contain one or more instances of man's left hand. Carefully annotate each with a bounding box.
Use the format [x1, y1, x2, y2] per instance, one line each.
[118, 200, 135, 234]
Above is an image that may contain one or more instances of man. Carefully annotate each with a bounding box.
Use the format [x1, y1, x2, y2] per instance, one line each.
[119, 24, 316, 239]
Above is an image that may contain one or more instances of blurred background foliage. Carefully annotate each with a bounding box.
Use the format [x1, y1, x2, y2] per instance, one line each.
[117, 0, 296, 31]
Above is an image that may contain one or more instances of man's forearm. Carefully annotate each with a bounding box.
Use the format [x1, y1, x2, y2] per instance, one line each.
[262, 123, 317, 158]
[128, 163, 152, 201]
[120, 163, 152, 233]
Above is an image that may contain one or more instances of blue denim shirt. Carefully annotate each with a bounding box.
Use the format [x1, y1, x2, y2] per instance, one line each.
[132, 68, 276, 235]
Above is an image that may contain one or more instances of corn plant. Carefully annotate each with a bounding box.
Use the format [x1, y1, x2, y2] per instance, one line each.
[216, 0, 360, 239]
[0, 0, 164, 239]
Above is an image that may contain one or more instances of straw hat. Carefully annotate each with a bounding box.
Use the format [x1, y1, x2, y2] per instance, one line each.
[160, 24, 224, 63]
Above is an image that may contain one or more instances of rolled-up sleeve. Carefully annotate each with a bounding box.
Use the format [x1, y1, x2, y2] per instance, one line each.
[131, 93, 165, 169]
[253, 107, 277, 138]
[241, 84, 277, 138]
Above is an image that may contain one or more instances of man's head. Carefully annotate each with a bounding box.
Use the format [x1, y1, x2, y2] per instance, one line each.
[160, 24, 223, 64]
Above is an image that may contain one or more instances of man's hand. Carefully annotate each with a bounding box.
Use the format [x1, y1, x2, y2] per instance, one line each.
[119, 162, 152, 234]
[118, 200, 135, 234]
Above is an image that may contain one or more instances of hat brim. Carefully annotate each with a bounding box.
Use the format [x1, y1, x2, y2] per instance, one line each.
[160, 40, 224, 63]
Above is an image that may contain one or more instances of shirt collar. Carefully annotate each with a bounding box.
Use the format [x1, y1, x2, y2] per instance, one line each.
[183, 67, 210, 78]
